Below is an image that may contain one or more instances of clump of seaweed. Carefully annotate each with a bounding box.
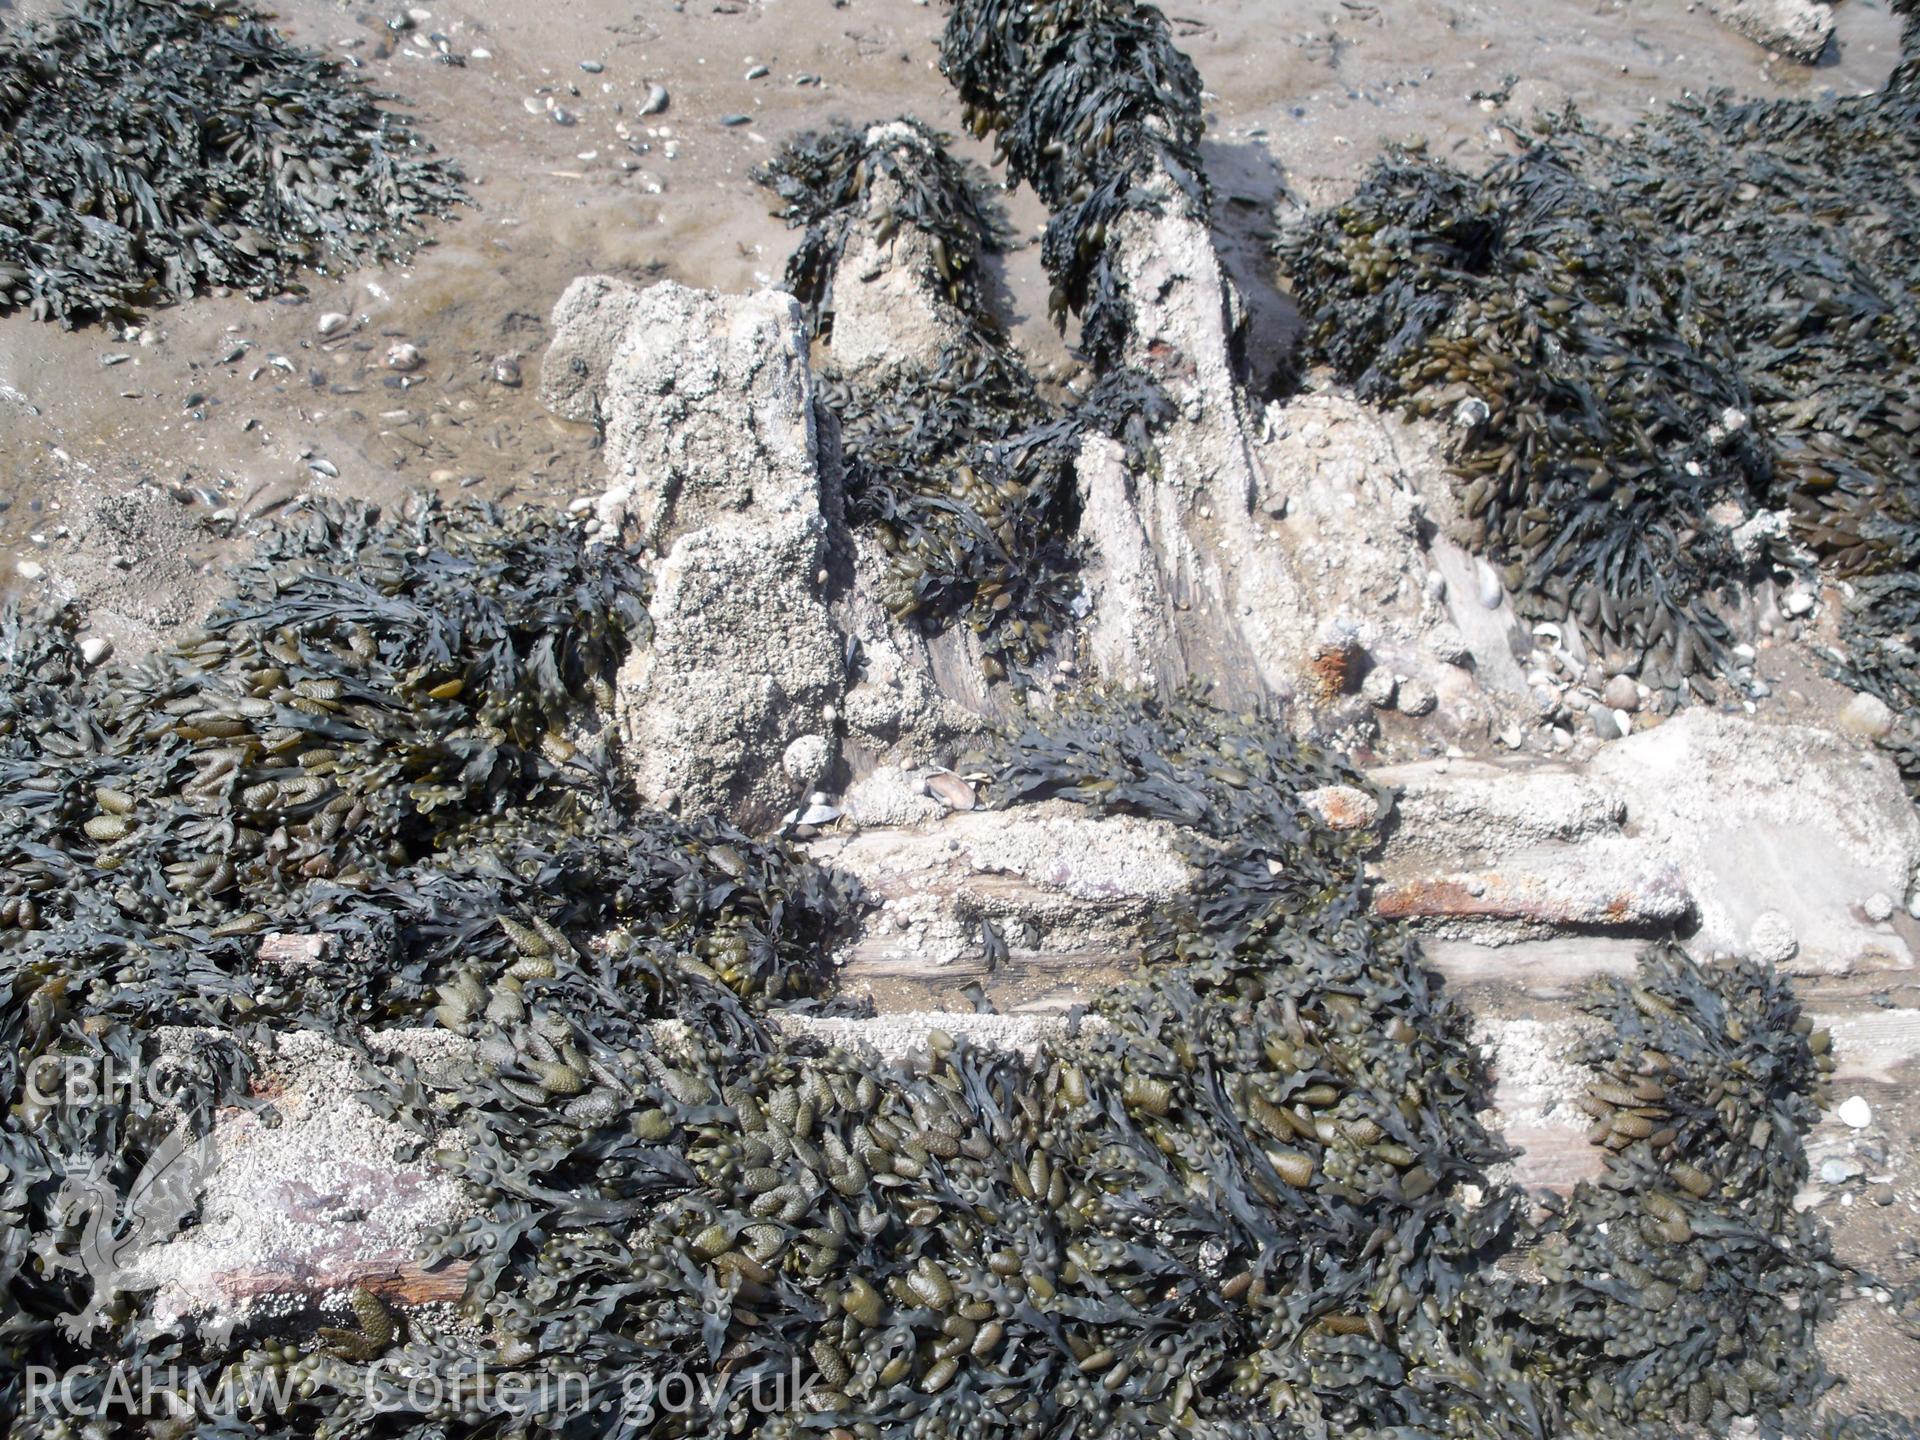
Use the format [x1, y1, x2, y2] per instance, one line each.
[0, 0, 462, 325]
[1278, 147, 1769, 691]
[1562, 15, 1920, 585]
[1542, 29, 1920, 786]
[1482, 945, 1838, 1431]
[3, 496, 874, 1432]
[987, 687, 1384, 977]
[331, 690, 1839, 1439]
[941, 0, 1207, 369]
[823, 341, 1089, 674]
[1280, 10, 1920, 730]
[332, 774, 1513, 1437]
[0, 495, 864, 1024]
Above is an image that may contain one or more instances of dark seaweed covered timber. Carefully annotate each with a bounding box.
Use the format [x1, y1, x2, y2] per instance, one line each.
[758, 119, 1171, 681]
[1280, 6, 1920, 740]
[751, 0, 1217, 685]
[0, 0, 461, 325]
[941, 0, 1208, 371]
[0, 498, 1851, 1433]
[756, 119, 1076, 678]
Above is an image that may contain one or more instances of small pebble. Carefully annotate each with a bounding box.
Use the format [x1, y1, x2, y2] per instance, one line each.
[1872, 1184, 1896, 1206]
[1590, 707, 1622, 741]
[1360, 667, 1397, 710]
[79, 635, 112, 667]
[386, 343, 423, 372]
[1302, 784, 1380, 831]
[640, 83, 670, 115]
[1395, 679, 1437, 717]
[99, 353, 130, 367]
[1602, 674, 1640, 712]
[1782, 588, 1816, 617]
[926, 771, 976, 811]
[745, 64, 769, 79]
[1748, 909, 1798, 965]
[719, 113, 752, 127]
[1837, 690, 1895, 740]
[1837, 1095, 1873, 1129]
[317, 312, 350, 338]
[1819, 1157, 1861, 1185]
[1863, 892, 1895, 923]
[491, 355, 523, 387]
[551, 108, 577, 127]
[16, 559, 45, 582]
[579, 59, 604, 73]
[1424, 623, 1470, 666]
